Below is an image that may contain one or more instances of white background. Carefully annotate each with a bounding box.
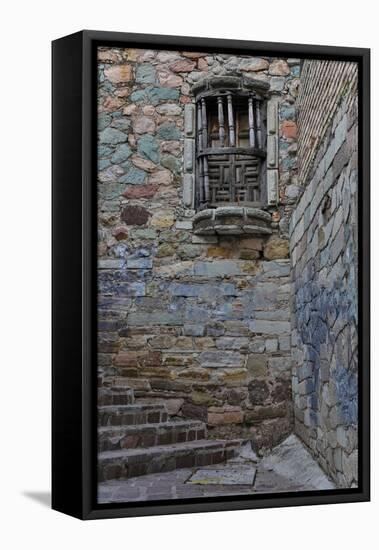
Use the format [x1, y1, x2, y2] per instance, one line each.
[0, 0, 376, 547]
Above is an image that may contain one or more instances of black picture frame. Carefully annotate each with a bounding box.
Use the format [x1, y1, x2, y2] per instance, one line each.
[52, 30, 370, 520]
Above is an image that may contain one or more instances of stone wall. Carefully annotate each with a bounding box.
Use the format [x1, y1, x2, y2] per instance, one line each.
[290, 61, 358, 486]
[97, 47, 300, 450]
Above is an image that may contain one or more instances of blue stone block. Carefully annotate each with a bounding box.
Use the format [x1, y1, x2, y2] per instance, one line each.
[98, 113, 112, 131]
[157, 122, 182, 140]
[137, 134, 160, 163]
[119, 166, 146, 185]
[98, 145, 113, 158]
[99, 127, 127, 145]
[280, 104, 297, 120]
[290, 66, 300, 76]
[130, 89, 147, 103]
[111, 118, 131, 132]
[98, 159, 111, 171]
[136, 63, 156, 84]
[111, 143, 132, 164]
[146, 86, 180, 106]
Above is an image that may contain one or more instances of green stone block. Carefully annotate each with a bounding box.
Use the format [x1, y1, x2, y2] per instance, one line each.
[147, 87, 179, 105]
[136, 63, 156, 84]
[161, 154, 182, 174]
[157, 122, 181, 140]
[99, 127, 127, 145]
[120, 166, 146, 185]
[137, 134, 160, 163]
[111, 143, 132, 164]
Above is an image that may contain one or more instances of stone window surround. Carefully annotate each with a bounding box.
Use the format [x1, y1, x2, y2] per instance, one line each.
[180, 75, 280, 236]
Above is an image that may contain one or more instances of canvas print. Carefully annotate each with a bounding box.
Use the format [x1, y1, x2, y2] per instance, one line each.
[96, 47, 358, 504]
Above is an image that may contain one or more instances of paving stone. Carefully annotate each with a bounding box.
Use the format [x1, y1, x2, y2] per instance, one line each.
[188, 464, 256, 485]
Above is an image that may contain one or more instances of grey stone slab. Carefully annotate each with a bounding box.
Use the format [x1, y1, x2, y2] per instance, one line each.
[267, 99, 278, 135]
[267, 135, 278, 169]
[184, 104, 196, 137]
[188, 464, 256, 486]
[126, 257, 153, 269]
[182, 173, 194, 208]
[194, 260, 243, 277]
[175, 220, 193, 230]
[184, 138, 195, 172]
[267, 169, 279, 204]
[249, 320, 291, 335]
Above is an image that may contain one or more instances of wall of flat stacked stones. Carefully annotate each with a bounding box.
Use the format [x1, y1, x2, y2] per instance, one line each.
[97, 47, 300, 450]
[290, 65, 358, 486]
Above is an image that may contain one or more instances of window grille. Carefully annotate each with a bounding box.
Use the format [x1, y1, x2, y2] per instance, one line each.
[196, 91, 266, 209]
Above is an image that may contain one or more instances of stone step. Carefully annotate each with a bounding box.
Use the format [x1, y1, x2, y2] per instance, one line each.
[98, 439, 243, 481]
[98, 386, 135, 406]
[98, 404, 168, 427]
[98, 419, 207, 452]
[134, 395, 184, 416]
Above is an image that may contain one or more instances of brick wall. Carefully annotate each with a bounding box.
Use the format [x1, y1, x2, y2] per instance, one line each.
[290, 60, 358, 486]
[297, 59, 358, 186]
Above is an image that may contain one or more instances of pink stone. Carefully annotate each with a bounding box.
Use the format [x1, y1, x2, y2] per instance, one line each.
[240, 58, 269, 72]
[112, 226, 128, 240]
[269, 59, 290, 76]
[197, 58, 208, 71]
[160, 141, 181, 156]
[123, 104, 138, 116]
[281, 120, 298, 139]
[133, 116, 155, 134]
[207, 410, 244, 425]
[104, 64, 133, 84]
[148, 168, 173, 186]
[156, 51, 181, 63]
[122, 184, 158, 199]
[102, 96, 127, 111]
[181, 51, 207, 59]
[142, 105, 155, 116]
[131, 156, 157, 172]
[157, 69, 183, 88]
[128, 134, 136, 147]
[169, 59, 196, 73]
[136, 50, 156, 62]
[98, 49, 121, 63]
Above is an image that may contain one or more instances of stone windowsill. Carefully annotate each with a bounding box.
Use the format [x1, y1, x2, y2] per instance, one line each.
[193, 206, 273, 236]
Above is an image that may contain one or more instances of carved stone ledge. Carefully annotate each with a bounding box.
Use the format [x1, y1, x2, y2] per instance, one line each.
[193, 207, 272, 236]
[191, 75, 270, 99]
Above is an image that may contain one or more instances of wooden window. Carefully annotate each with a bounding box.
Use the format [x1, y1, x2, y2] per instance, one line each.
[196, 92, 266, 208]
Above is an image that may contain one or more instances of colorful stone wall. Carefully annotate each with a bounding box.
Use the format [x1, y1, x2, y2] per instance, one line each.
[290, 61, 358, 486]
[97, 47, 300, 450]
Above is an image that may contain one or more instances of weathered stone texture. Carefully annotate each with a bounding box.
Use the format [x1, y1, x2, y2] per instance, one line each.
[97, 47, 302, 450]
[290, 60, 358, 487]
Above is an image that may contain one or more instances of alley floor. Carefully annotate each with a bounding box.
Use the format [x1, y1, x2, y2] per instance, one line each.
[98, 434, 335, 504]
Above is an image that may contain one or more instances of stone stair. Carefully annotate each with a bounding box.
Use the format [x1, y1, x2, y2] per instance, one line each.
[98, 383, 242, 482]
